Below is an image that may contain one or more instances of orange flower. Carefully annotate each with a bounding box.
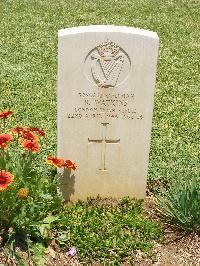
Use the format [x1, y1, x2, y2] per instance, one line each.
[22, 140, 39, 153]
[0, 133, 13, 149]
[47, 156, 64, 168]
[17, 188, 29, 199]
[29, 127, 46, 138]
[62, 160, 77, 170]
[0, 170, 14, 191]
[0, 110, 13, 119]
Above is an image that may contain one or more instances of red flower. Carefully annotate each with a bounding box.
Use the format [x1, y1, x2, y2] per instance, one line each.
[11, 126, 45, 140]
[62, 160, 77, 170]
[20, 131, 39, 142]
[10, 126, 25, 135]
[0, 110, 13, 119]
[0, 170, 14, 191]
[0, 133, 13, 149]
[29, 127, 46, 138]
[47, 156, 64, 168]
[22, 140, 39, 153]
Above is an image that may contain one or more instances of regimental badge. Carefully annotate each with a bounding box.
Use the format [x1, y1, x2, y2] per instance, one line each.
[85, 40, 131, 89]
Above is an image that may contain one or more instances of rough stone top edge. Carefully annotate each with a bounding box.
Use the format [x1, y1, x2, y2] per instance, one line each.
[58, 25, 159, 40]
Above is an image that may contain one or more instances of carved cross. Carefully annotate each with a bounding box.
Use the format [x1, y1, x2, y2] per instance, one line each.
[88, 122, 120, 170]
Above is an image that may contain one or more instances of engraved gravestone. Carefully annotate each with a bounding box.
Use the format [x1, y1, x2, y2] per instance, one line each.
[57, 25, 159, 201]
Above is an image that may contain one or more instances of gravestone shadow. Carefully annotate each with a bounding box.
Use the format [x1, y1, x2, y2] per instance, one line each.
[59, 169, 75, 202]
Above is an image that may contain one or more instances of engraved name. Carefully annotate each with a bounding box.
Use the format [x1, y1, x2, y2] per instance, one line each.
[67, 91, 143, 120]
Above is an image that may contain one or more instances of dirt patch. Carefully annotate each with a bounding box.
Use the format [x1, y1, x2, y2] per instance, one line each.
[154, 232, 200, 266]
[143, 197, 200, 266]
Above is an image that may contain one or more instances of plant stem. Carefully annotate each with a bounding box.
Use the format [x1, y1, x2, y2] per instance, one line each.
[3, 118, 6, 130]
[26, 234, 32, 265]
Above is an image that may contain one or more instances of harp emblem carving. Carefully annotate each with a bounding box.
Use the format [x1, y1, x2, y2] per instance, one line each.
[84, 40, 131, 88]
[91, 40, 124, 88]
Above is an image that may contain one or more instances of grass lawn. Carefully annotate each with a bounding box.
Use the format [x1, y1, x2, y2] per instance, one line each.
[1, 0, 199, 188]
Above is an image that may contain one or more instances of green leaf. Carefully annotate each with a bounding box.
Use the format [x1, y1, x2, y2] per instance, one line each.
[31, 243, 47, 266]
[43, 215, 59, 224]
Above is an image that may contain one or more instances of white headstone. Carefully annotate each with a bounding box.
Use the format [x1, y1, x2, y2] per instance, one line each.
[57, 25, 159, 201]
